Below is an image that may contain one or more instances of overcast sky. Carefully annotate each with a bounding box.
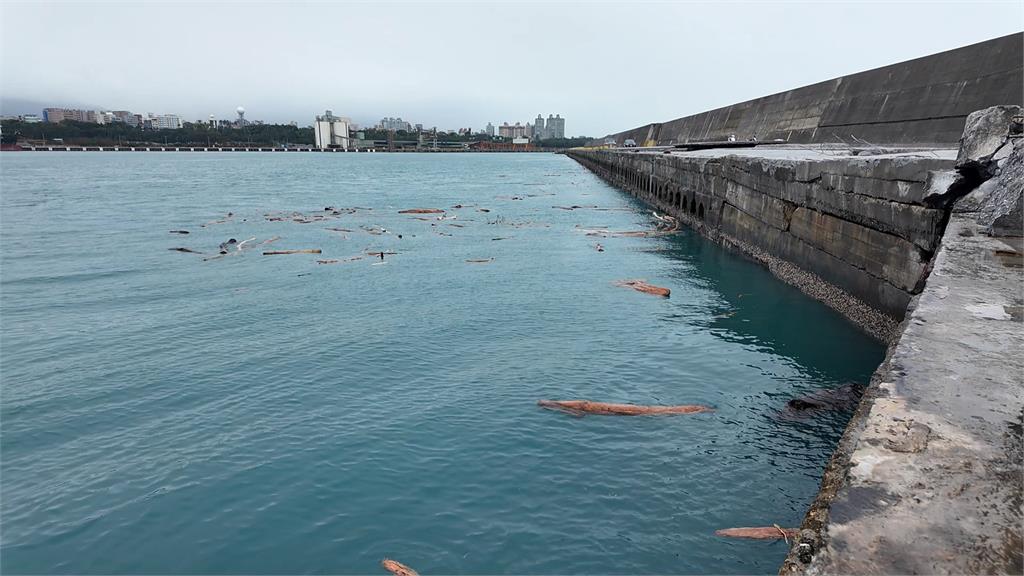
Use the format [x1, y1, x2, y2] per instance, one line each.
[1, 1, 1020, 135]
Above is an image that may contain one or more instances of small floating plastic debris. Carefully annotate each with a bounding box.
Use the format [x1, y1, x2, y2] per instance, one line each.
[263, 249, 322, 255]
[715, 526, 798, 541]
[537, 400, 712, 416]
[398, 208, 444, 214]
[381, 558, 418, 576]
[614, 279, 670, 297]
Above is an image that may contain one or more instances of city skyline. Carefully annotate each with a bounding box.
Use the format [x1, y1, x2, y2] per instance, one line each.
[1, 2, 1019, 137]
[7, 101, 572, 141]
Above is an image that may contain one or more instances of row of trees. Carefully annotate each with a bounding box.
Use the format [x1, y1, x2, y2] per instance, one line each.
[1, 120, 313, 147]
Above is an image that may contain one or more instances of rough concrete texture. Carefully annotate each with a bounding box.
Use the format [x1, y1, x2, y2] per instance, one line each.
[592, 34, 1022, 147]
[956, 135, 1024, 237]
[567, 146, 956, 329]
[781, 161, 1024, 575]
[956, 105, 1023, 175]
[775, 111, 1024, 574]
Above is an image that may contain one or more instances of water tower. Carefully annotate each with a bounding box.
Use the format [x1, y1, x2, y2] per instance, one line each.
[236, 106, 245, 126]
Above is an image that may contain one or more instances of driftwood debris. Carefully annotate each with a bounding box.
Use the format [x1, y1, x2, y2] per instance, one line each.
[169, 230, 190, 234]
[263, 249, 322, 255]
[614, 280, 671, 297]
[200, 212, 234, 227]
[466, 258, 494, 263]
[169, 247, 203, 254]
[537, 400, 713, 416]
[398, 208, 444, 214]
[381, 559, 418, 576]
[715, 526, 799, 541]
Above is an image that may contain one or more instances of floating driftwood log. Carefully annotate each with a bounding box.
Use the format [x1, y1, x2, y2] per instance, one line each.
[398, 208, 444, 214]
[614, 279, 671, 297]
[715, 526, 799, 541]
[381, 558, 418, 576]
[537, 400, 712, 416]
[262, 249, 322, 255]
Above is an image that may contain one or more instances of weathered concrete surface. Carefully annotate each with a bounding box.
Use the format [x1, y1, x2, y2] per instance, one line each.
[780, 116, 1024, 575]
[592, 33, 1022, 148]
[567, 146, 957, 339]
[782, 194, 1024, 575]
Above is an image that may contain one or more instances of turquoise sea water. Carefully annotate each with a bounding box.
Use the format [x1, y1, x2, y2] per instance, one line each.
[0, 152, 883, 574]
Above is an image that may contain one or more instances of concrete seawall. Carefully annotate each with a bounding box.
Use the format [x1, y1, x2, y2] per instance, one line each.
[593, 34, 1022, 148]
[571, 104, 1023, 573]
[567, 146, 958, 340]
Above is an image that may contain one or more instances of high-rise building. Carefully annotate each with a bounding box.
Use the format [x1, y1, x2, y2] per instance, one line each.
[485, 122, 495, 137]
[535, 114, 547, 140]
[314, 109, 351, 149]
[546, 114, 565, 139]
[378, 117, 412, 132]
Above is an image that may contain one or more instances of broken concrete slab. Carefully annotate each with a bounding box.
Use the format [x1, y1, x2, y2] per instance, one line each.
[956, 105, 1023, 175]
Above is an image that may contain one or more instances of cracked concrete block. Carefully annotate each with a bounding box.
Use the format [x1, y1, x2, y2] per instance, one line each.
[720, 203, 912, 317]
[955, 105, 1023, 174]
[789, 208, 927, 293]
[724, 180, 791, 230]
[805, 183, 946, 251]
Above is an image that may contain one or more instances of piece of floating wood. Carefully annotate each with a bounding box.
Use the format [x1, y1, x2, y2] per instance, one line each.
[398, 208, 444, 214]
[263, 249, 322, 255]
[614, 280, 670, 297]
[381, 558, 418, 576]
[169, 247, 203, 254]
[169, 230, 190, 234]
[538, 400, 713, 416]
[319, 256, 364, 264]
[466, 258, 494, 263]
[715, 526, 799, 540]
